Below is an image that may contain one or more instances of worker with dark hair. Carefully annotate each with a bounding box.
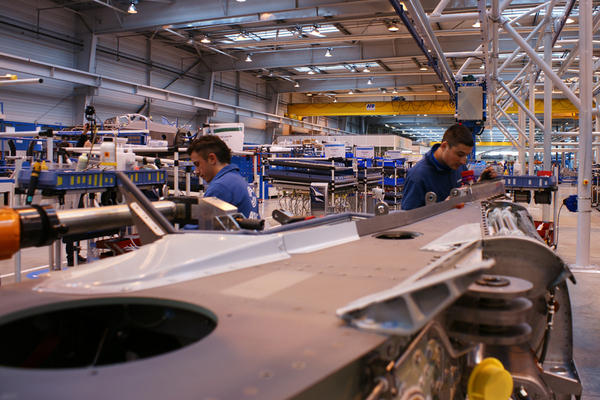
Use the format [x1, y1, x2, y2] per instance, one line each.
[401, 124, 496, 210]
[187, 135, 259, 219]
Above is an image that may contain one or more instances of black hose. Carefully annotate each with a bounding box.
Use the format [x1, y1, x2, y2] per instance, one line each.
[553, 204, 564, 249]
[235, 217, 265, 231]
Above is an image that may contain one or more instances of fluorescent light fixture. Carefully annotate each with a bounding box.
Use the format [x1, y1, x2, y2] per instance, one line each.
[127, 2, 137, 13]
[294, 81, 300, 88]
[325, 48, 332, 57]
[245, 53, 253, 62]
[367, 78, 373, 85]
[363, 65, 371, 73]
[236, 0, 246, 2]
[200, 35, 211, 44]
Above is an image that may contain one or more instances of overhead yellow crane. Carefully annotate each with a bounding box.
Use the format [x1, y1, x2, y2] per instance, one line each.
[287, 99, 579, 118]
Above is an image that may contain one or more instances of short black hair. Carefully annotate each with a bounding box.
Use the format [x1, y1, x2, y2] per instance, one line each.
[186, 135, 232, 164]
[442, 124, 474, 148]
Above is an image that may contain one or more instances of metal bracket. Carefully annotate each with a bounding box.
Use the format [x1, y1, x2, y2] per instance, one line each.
[336, 240, 495, 336]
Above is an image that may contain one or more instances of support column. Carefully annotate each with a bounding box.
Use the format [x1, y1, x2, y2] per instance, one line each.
[576, 0, 593, 267]
[529, 71, 536, 175]
[518, 100, 526, 174]
[542, 17, 553, 222]
[74, 32, 98, 125]
[198, 72, 215, 101]
[595, 94, 600, 163]
[265, 88, 281, 144]
[145, 39, 153, 117]
[234, 72, 240, 124]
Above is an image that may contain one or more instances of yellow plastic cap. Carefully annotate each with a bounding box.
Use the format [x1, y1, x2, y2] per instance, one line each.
[467, 357, 513, 400]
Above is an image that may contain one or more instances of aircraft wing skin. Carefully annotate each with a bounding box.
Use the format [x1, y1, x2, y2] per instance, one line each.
[0, 197, 580, 400]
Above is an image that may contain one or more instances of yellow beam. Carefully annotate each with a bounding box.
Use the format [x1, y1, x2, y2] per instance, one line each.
[287, 101, 454, 117]
[504, 99, 579, 116]
[431, 141, 515, 146]
[287, 99, 580, 117]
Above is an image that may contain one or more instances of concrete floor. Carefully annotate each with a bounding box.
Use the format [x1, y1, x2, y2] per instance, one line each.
[0, 185, 598, 397]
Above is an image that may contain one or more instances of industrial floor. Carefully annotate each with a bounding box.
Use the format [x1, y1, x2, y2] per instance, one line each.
[0, 184, 598, 398]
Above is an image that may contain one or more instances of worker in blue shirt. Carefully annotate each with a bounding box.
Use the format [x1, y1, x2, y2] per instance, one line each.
[401, 124, 496, 210]
[187, 135, 260, 219]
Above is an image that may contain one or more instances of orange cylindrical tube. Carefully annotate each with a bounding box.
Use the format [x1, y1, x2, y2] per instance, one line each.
[0, 207, 21, 260]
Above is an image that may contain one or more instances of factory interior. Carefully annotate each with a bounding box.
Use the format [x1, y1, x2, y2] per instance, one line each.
[0, 0, 599, 399]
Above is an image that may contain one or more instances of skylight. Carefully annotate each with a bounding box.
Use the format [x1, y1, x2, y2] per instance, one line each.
[224, 24, 340, 42]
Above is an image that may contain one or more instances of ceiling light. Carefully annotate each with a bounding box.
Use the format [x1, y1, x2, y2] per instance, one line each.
[307, 93, 312, 96]
[294, 81, 300, 88]
[566, 18, 574, 24]
[367, 78, 373, 85]
[388, 21, 399, 32]
[420, 64, 428, 71]
[236, 0, 246, 2]
[311, 25, 320, 35]
[292, 26, 302, 36]
[325, 48, 332, 57]
[127, 2, 137, 13]
[381, 88, 387, 93]
[351, 65, 358, 73]
[363, 65, 371, 73]
[436, 87, 443, 93]
[472, 20, 480, 28]
[307, 68, 315, 75]
[392, 88, 398, 93]
[480, 63, 485, 69]
[200, 34, 211, 44]
[349, 89, 355, 94]
[268, 70, 274, 77]
[187, 35, 194, 45]
[245, 53, 253, 62]
[235, 31, 247, 41]
[333, 97, 337, 102]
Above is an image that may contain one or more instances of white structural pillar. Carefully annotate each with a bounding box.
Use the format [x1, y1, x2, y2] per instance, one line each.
[577, 0, 593, 268]
[529, 71, 536, 175]
[519, 96, 526, 173]
[542, 16, 553, 222]
[596, 94, 600, 163]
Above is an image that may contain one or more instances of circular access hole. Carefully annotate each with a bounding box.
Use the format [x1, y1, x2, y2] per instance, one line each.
[375, 231, 422, 240]
[0, 298, 216, 369]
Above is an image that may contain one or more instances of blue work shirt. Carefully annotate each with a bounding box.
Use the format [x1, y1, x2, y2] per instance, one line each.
[401, 144, 467, 210]
[205, 164, 260, 219]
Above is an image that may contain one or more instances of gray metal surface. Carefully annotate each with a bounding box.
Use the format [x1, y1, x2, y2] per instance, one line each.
[0, 192, 580, 399]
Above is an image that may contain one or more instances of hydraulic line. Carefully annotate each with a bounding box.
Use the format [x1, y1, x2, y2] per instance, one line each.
[0, 201, 182, 261]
